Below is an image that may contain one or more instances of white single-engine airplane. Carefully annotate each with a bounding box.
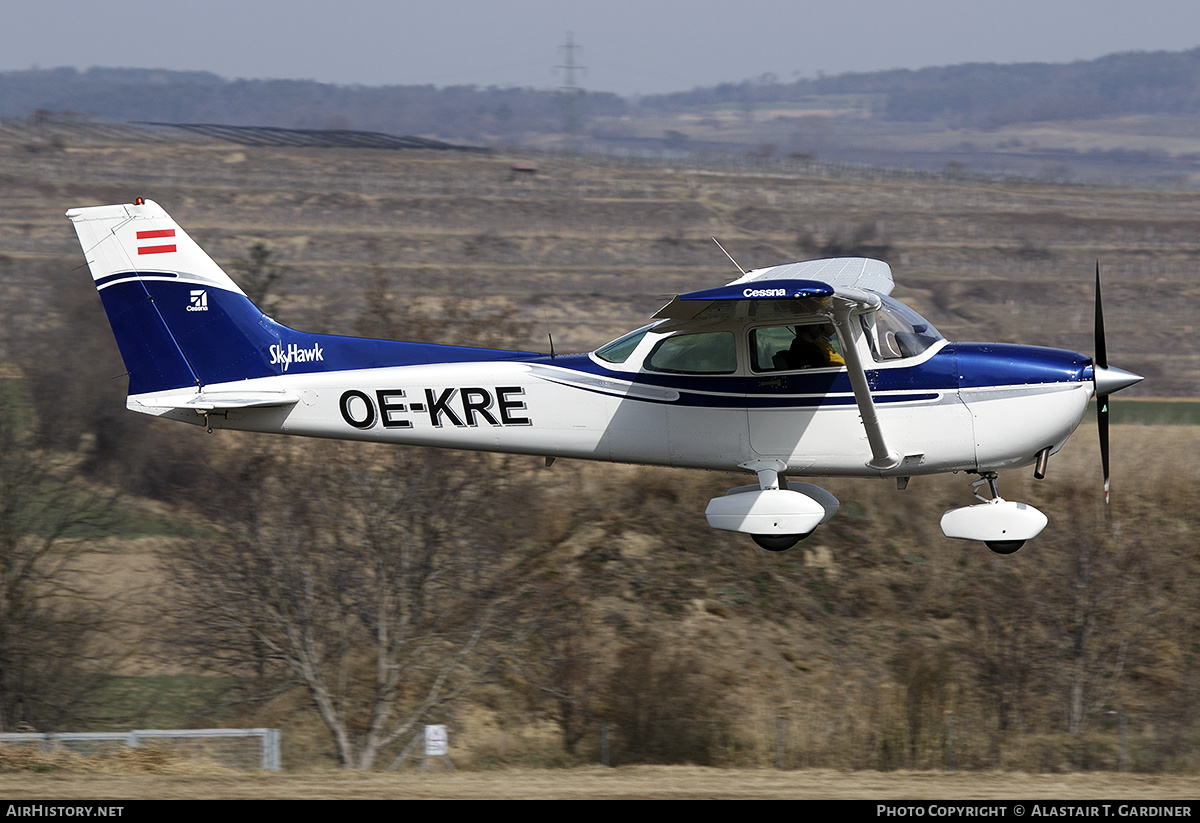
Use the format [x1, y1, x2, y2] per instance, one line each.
[69, 199, 1142, 553]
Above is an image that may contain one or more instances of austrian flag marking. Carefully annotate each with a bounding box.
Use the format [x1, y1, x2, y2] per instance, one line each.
[136, 228, 176, 255]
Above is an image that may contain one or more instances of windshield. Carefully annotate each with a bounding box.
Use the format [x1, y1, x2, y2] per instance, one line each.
[595, 325, 652, 364]
[860, 296, 943, 361]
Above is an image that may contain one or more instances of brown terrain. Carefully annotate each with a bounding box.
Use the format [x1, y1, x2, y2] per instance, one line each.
[0, 119, 1189, 391]
[0, 123, 1197, 797]
[4, 767, 1200, 800]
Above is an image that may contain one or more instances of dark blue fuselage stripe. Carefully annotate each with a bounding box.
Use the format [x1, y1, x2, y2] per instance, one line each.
[527, 343, 1089, 396]
[95, 273, 1090, 399]
[537, 374, 940, 408]
[95, 271, 178, 289]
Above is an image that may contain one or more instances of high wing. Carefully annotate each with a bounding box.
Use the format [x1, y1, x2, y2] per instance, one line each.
[655, 256, 900, 470]
[731, 256, 894, 295]
[653, 257, 892, 320]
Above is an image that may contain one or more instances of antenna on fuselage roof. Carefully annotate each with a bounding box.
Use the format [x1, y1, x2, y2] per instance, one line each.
[711, 237, 746, 276]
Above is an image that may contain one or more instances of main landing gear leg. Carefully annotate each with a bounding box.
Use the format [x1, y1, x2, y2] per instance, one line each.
[973, 472, 1001, 504]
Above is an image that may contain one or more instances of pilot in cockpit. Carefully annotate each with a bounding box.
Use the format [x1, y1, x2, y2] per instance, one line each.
[786, 324, 845, 369]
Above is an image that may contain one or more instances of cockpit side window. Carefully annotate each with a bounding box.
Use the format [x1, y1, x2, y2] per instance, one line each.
[859, 297, 944, 362]
[645, 331, 737, 375]
[751, 324, 844, 372]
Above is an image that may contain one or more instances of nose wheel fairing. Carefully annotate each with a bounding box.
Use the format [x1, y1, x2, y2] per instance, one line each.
[939, 472, 1047, 554]
[940, 499, 1047, 552]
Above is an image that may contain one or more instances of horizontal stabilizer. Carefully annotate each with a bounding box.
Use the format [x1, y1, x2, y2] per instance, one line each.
[132, 391, 300, 412]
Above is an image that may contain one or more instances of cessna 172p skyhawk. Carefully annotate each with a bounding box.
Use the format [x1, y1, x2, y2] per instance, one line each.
[68, 199, 1142, 553]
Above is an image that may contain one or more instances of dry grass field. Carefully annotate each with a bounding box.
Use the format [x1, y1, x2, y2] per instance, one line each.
[1, 125, 1198, 787]
[4, 767, 1200, 800]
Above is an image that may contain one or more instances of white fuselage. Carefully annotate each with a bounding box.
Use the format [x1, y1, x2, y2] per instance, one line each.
[136, 340, 1093, 479]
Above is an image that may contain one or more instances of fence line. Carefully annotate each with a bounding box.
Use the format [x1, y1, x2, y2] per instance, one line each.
[0, 728, 281, 770]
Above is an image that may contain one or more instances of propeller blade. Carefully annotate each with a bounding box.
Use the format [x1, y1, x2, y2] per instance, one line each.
[1091, 263, 1143, 505]
[1094, 261, 1107, 370]
[1095, 263, 1112, 504]
[1098, 392, 1110, 504]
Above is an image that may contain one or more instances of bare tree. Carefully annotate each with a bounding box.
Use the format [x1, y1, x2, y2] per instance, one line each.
[166, 440, 545, 769]
[961, 562, 1045, 739]
[352, 267, 532, 349]
[0, 383, 118, 731]
[1036, 491, 1165, 737]
[230, 243, 285, 312]
[521, 595, 597, 754]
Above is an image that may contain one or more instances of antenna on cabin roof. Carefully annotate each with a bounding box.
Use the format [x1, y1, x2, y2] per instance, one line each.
[712, 237, 746, 275]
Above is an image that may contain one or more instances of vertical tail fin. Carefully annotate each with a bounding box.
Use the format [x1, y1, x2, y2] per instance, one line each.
[68, 199, 280, 395]
[70, 199, 540, 400]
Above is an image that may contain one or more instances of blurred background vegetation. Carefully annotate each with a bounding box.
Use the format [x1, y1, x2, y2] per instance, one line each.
[0, 114, 1196, 771]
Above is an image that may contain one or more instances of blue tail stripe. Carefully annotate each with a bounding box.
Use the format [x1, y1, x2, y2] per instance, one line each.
[99, 280, 198, 395]
[96, 271, 178, 289]
[100, 277, 540, 394]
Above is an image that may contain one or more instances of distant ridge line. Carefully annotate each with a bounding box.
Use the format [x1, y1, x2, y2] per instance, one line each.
[136, 122, 488, 152]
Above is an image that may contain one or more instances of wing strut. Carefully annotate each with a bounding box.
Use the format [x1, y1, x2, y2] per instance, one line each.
[829, 293, 900, 471]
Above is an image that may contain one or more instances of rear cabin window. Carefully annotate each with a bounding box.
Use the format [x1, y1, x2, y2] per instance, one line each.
[645, 331, 737, 375]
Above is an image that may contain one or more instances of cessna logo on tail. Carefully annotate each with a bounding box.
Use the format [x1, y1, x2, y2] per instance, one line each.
[188, 290, 208, 311]
[269, 342, 324, 371]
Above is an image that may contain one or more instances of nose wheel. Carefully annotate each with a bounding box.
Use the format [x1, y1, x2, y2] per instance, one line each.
[752, 531, 813, 552]
[940, 472, 1046, 553]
